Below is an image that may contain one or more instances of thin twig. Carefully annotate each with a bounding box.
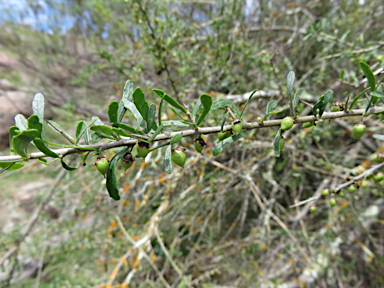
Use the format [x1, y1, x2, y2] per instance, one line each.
[2, 107, 383, 163]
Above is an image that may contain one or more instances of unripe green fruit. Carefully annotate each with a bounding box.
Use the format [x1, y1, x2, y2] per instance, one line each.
[172, 148, 187, 168]
[194, 138, 207, 154]
[95, 157, 109, 176]
[218, 131, 232, 141]
[310, 206, 318, 213]
[352, 123, 366, 140]
[329, 197, 337, 207]
[331, 104, 340, 112]
[257, 117, 263, 123]
[137, 141, 150, 158]
[321, 188, 330, 197]
[231, 119, 243, 135]
[361, 180, 368, 188]
[279, 138, 285, 150]
[302, 122, 313, 128]
[373, 172, 384, 183]
[121, 152, 135, 171]
[337, 190, 345, 198]
[371, 153, 384, 163]
[280, 116, 294, 131]
[348, 185, 357, 193]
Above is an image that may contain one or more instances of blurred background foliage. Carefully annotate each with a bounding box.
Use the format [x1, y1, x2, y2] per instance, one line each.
[1, 0, 384, 287]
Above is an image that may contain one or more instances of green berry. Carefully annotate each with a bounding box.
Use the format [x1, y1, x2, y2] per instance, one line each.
[172, 148, 187, 168]
[331, 104, 340, 112]
[371, 153, 384, 163]
[321, 188, 330, 197]
[352, 123, 366, 140]
[231, 119, 243, 135]
[373, 172, 384, 183]
[348, 185, 357, 193]
[218, 131, 232, 141]
[361, 180, 368, 188]
[302, 122, 313, 128]
[329, 197, 337, 207]
[309, 206, 318, 213]
[280, 116, 294, 131]
[279, 138, 285, 150]
[95, 157, 109, 176]
[257, 117, 263, 123]
[337, 190, 345, 198]
[121, 152, 135, 171]
[194, 138, 207, 154]
[137, 141, 150, 158]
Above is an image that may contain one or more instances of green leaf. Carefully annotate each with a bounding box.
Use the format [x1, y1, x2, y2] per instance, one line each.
[32, 93, 47, 140]
[170, 106, 186, 120]
[239, 90, 257, 118]
[61, 155, 80, 171]
[32, 93, 45, 123]
[28, 114, 43, 137]
[213, 131, 248, 156]
[12, 129, 39, 158]
[108, 101, 119, 123]
[265, 100, 278, 120]
[15, 114, 28, 131]
[196, 94, 212, 126]
[111, 123, 143, 135]
[158, 92, 165, 126]
[221, 111, 229, 131]
[122, 99, 143, 129]
[117, 100, 127, 123]
[112, 128, 130, 137]
[349, 87, 370, 110]
[287, 71, 295, 97]
[82, 151, 91, 166]
[373, 134, 384, 141]
[147, 103, 156, 131]
[273, 129, 283, 157]
[312, 90, 333, 117]
[106, 148, 129, 200]
[0, 162, 24, 172]
[37, 158, 59, 165]
[371, 91, 384, 99]
[33, 138, 59, 158]
[133, 88, 149, 122]
[164, 145, 173, 174]
[162, 120, 189, 128]
[9, 126, 20, 155]
[292, 88, 304, 109]
[359, 61, 376, 92]
[90, 125, 118, 139]
[153, 89, 187, 113]
[211, 99, 240, 118]
[46, 120, 75, 142]
[123, 79, 134, 102]
[365, 96, 374, 114]
[170, 134, 183, 145]
[76, 121, 86, 144]
[192, 99, 201, 122]
[149, 123, 163, 143]
[92, 117, 104, 125]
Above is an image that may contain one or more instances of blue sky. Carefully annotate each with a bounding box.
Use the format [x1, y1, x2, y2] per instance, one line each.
[0, 0, 75, 33]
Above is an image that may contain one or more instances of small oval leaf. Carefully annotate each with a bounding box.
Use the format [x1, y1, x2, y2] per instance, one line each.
[196, 94, 212, 126]
[108, 101, 119, 123]
[133, 88, 149, 122]
[106, 148, 129, 200]
[33, 138, 60, 158]
[164, 145, 173, 174]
